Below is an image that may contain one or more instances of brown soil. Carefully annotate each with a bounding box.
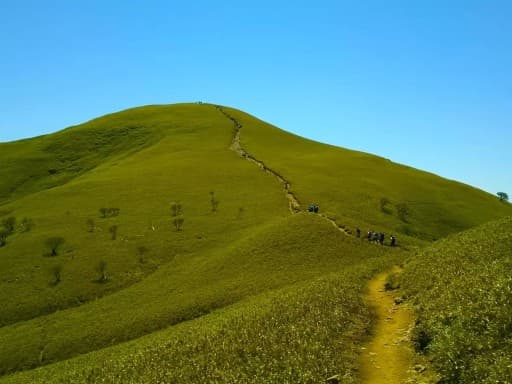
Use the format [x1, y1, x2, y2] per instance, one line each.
[359, 268, 414, 384]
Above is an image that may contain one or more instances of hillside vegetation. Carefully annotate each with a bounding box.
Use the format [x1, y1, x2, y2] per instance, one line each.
[225, 107, 511, 240]
[0, 103, 510, 381]
[399, 216, 512, 383]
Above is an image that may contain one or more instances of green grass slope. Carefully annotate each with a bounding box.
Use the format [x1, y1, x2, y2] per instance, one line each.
[0, 108, 164, 204]
[224, 107, 512, 240]
[399, 216, 512, 383]
[0, 103, 510, 380]
[0, 249, 402, 384]
[0, 213, 402, 375]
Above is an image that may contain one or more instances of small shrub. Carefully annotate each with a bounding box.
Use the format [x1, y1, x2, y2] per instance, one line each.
[45, 237, 65, 256]
[86, 218, 96, 233]
[0, 230, 8, 247]
[170, 202, 182, 217]
[109, 225, 118, 240]
[173, 217, 184, 231]
[380, 197, 391, 213]
[99, 208, 120, 218]
[210, 191, 219, 212]
[96, 260, 108, 283]
[2, 216, 16, 233]
[137, 246, 148, 263]
[19, 217, 34, 232]
[396, 203, 410, 222]
[171, 202, 184, 231]
[51, 264, 63, 286]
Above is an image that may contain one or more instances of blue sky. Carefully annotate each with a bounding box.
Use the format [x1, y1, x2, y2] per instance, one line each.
[0, 0, 510, 195]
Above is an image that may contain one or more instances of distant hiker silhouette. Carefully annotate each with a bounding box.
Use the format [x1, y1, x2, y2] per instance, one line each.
[308, 204, 319, 213]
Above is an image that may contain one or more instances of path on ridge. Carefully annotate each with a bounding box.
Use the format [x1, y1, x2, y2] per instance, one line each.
[215, 105, 350, 235]
[216, 105, 422, 382]
[359, 268, 415, 384]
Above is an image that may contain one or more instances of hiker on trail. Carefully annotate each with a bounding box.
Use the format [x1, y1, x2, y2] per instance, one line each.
[390, 235, 396, 247]
[379, 232, 385, 245]
[356, 228, 361, 238]
[308, 204, 319, 213]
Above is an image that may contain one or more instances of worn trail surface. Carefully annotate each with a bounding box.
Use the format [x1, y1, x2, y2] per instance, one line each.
[359, 268, 414, 384]
[215, 105, 350, 235]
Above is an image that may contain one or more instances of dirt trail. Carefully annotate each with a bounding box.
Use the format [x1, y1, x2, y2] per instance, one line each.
[359, 268, 415, 384]
[215, 106, 350, 237]
[216, 105, 301, 214]
[215, 106, 422, 381]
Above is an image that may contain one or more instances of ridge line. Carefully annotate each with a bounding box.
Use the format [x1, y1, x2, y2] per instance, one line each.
[214, 105, 350, 236]
[215, 105, 301, 214]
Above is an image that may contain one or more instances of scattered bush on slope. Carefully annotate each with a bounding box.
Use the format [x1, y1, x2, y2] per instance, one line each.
[0, 257, 400, 384]
[400, 216, 512, 383]
[0, 214, 398, 375]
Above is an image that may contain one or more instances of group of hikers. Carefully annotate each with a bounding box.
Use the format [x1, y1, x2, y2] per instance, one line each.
[308, 204, 397, 247]
[355, 228, 396, 246]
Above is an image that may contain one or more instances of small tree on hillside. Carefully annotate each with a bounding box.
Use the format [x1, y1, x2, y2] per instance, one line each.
[174, 217, 184, 231]
[2, 217, 16, 233]
[19, 217, 34, 232]
[396, 203, 410, 222]
[45, 237, 65, 256]
[51, 264, 63, 286]
[137, 245, 148, 264]
[380, 197, 391, 213]
[497, 192, 509, 202]
[109, 225, 118, 240]
[170, 202, 184, 231]
[96, 260, 108, 283]
[86, 218, 96, 233]
[0, 230, 9, 247]
[210, 191, 219, 212]
[99, 208, 120, 218]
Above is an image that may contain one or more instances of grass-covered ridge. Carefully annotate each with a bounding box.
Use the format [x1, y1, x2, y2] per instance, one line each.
[225, 107, 512, 240]
[1, 102, 511, 380]
[399, 216, 512, 383]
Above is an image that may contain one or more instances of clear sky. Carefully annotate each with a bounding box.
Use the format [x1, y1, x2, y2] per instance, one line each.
[1, 0, 510, 196]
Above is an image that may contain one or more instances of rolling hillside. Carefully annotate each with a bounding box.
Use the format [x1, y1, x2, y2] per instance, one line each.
[0, 103, 510, 382]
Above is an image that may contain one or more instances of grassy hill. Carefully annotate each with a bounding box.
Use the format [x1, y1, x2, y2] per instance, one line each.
[0, 103, 510, 380]
[398, 216, 512, 383]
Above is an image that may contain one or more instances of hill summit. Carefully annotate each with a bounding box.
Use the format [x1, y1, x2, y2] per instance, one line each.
[0, 103, 510, 381]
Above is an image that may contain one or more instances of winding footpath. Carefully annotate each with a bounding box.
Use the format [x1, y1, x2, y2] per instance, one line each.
[359, 269, 415, 384]
[215, 105, 350, 236]
[216, 105, 300, 213]
[216, 105, 422, 382]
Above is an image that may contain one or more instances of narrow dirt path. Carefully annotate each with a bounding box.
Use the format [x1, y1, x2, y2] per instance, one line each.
[215, 105, 350, 236]
[215, 105, 422, 381]
[216, 105, 301, 214]
[359, 268, 415, 384]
